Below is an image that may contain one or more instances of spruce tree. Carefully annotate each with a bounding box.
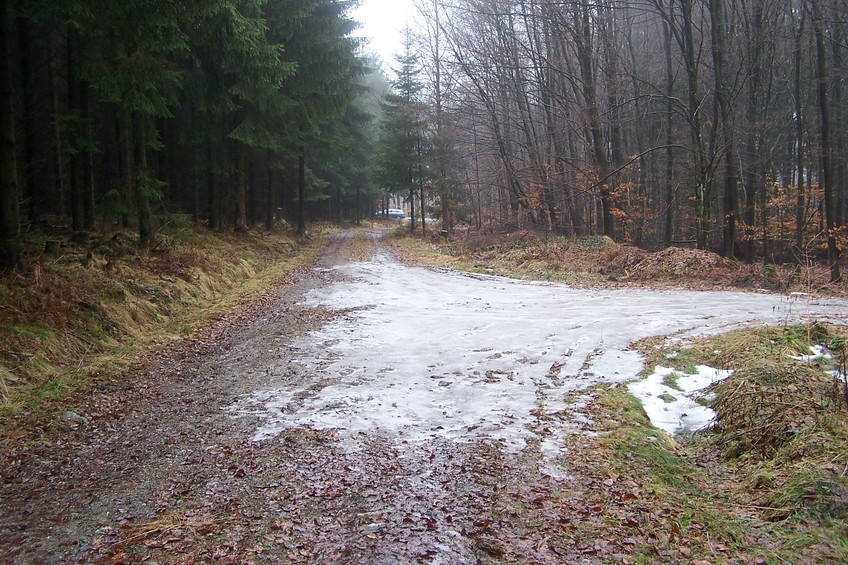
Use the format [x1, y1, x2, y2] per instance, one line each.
[76, 0, 187, 246]
[378, 37, 429, 232]
[269, 0, 364, 234]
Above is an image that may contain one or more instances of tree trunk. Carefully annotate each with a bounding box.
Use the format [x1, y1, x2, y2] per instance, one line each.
[82, 81, 95, 230]
[67, 28, 85, 235]
[235, 142, 247, 232]
[663, 17, 675, 247]
[207, 138, 219, 231]
[134, 115, 153, 248]
[794, 9, 807, 252]
[811, 0, 841, 281]
[743, 0, 765, 263]
[355, 184, 361, 225]
[709, 0, 739, 259]
[419, 162, 426, 236]
[265, 151, 275, 230]
[432, 0, 450, 234]
[17, 13, 35, 225]
[534, 6, 562, 232]
[48, 34, 65, 217]
[506, 7, 550, 229]
[0, 0, 21, 269]
[574, 3, 614, 237]
[121, 111, 134, 230]
[296, 146, 306, 236]
[409, 165, 416, 234]
[831, 25, 846, 229]
[680, 0, 711, 249]
[192, 162, 200, 227]
[600, 1, 626, 238]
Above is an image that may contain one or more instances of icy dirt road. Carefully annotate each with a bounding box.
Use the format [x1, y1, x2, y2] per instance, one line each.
[233, 231, 847, 460]
[4, 229, 847, 564]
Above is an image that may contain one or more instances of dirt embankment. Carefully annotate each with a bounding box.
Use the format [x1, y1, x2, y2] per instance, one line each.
[0, 225, 331, 416]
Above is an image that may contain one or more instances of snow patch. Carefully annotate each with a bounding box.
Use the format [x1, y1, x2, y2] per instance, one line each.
[789, 344, 832, 363]
[628, 365, 732, 435]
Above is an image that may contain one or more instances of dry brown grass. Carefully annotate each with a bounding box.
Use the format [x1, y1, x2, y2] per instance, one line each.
[643, 324, 848, 527]
[391, 228, 848, 294]
[0, 224, 332, 415]
[625, 246, 742, 281]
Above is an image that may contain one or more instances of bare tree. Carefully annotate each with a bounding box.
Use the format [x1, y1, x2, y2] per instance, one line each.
[709, 0, 740, 258]
[416, 0, 842, 269]
[809, 0, 841, 281]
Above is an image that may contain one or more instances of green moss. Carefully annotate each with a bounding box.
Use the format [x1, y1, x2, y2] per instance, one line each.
[658, 392, 678, 403]
[9, 324, 54, 341]
[32, 376, 77, 404]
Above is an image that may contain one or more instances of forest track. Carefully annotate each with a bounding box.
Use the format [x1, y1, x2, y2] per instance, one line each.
[2, 228, 846, 564]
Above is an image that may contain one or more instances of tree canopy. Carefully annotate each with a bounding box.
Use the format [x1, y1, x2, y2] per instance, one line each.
[1, 0, 377, 267]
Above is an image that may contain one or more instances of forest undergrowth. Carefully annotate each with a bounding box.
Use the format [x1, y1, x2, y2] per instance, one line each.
[390, 227, 848, 295]
[391, 227, 848, 562]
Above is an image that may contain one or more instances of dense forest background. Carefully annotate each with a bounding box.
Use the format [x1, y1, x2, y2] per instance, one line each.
[0, 0, 386, 268]
[1, 0, 846, 280]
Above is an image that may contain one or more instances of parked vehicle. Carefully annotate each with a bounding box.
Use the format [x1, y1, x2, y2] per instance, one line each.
[375, 208, 406, 220]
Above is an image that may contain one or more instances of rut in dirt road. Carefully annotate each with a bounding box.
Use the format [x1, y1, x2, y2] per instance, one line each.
[2, 229, 847, 564]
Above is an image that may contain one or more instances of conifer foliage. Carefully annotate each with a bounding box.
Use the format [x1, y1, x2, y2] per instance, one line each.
[377, 36, 432, 233]
[0, 0, 372, 268]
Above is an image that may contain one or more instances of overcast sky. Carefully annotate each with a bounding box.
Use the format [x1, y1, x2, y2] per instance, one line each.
[351, 0, 414, 68]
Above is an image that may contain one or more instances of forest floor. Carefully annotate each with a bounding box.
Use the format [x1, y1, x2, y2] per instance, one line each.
[1, 225, 848, 564]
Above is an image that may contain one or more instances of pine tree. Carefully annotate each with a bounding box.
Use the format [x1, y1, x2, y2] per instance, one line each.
[73, 0, 187, 246]
[378, 35, 429, 233]
[269, 0, 364, 234]
[216, 0, 297, 232]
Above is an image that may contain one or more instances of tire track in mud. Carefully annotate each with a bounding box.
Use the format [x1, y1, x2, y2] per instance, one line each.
[0, 231, 358, 563]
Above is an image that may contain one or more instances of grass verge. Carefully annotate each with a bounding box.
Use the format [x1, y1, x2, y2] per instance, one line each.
[389, 230, 640, 285]
[0, 223, 334, 423]
[389, 228, 848, 294]
[615, 323, 848, 562]
[563, 379, 846, 563]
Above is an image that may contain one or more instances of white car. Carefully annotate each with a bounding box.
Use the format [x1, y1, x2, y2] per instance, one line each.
[376, 208, 406, 220]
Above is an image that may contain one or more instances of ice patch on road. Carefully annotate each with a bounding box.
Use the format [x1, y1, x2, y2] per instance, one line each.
[628, 365, 732, 435]
[236, 336, 613, 451]
[230, 246, 848, 458]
